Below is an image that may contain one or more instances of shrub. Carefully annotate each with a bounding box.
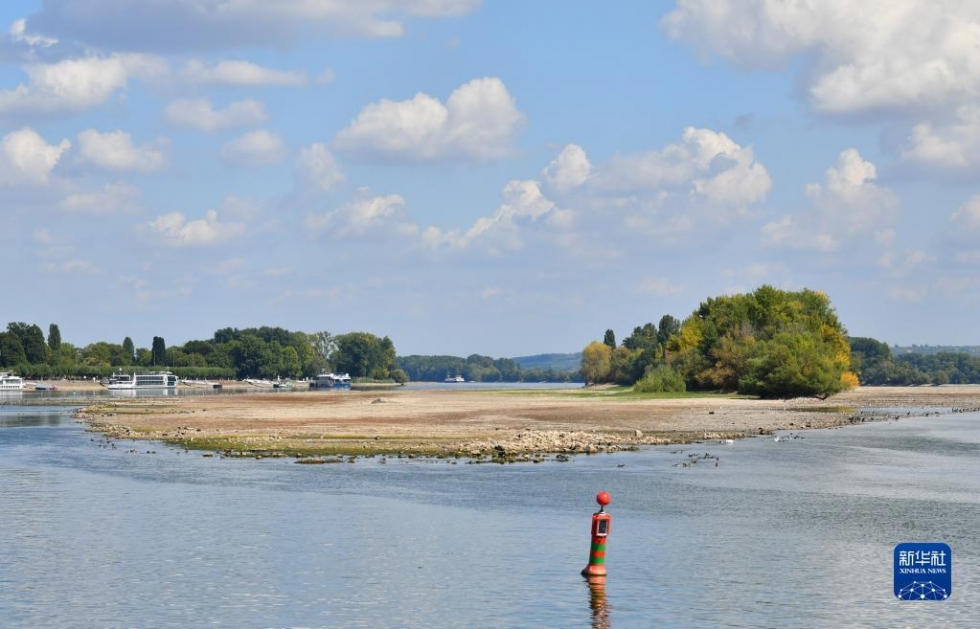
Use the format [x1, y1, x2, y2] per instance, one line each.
[633, 365, 686, 393]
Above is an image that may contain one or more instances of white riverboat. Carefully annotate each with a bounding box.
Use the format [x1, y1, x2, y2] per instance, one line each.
[311, 372, 351, 390]
[444, 375, 465, 383]
[105, 372, 179, 390]
[0, 373, 25, 391]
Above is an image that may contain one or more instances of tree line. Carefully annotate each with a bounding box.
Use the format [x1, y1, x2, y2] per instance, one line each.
[396, 354, 579, 383]
[0, 323, 404, 382]
[583, 286, 857, 399]
[849, 337, 980, 385]
[0, 321, 579, 383]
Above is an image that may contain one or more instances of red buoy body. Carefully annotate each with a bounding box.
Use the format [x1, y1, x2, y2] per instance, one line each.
[582, 492, 611, 577]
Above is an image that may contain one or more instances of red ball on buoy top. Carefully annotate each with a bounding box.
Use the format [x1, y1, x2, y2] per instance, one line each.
[596, 491, 611, 507]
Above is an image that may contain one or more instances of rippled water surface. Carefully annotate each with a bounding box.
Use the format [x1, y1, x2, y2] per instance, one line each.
[1, 405, 978, 628]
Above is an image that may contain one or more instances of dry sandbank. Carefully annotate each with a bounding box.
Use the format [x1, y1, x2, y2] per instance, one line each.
[73, 385, 980, 460]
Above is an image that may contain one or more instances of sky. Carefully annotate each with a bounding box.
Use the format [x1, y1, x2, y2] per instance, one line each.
[2, 1, 979, 357]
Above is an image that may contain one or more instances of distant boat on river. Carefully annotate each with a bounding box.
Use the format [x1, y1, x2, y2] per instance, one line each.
[444, 375, 466, 383]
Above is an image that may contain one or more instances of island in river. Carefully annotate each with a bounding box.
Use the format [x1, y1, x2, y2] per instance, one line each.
[64, 383, 980, 462]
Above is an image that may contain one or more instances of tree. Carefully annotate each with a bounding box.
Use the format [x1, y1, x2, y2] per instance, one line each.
[333, 332, 397, 379]
[608, 346, 635, 385]
[7, 322, 46, 364]
[136, 348, 153, 366]
[122, 337, 135, 364]
[622, 323, 657, 351]
[24, 325, 46, 364]
[0, 332, 27, 367]
[48, 324, 62, 353]
[669, 286, 855, 398]
[280, 346, 301, 378]
[231, 335, 271, 378]
[581, 341, 612, 385]
[151, 336, 167, 366]
[81, 342, 115, 367]
[657, 315, 680, 350]
[603, 329, 617, 349]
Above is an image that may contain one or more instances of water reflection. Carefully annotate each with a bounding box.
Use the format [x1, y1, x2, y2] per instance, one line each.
[586, 576, 611, 629]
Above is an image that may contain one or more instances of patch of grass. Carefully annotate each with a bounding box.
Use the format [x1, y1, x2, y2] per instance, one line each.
[165, 433, 461, 458]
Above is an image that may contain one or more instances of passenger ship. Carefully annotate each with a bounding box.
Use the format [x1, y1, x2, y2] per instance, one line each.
[311, 372, 351, 390]
[0, 372, 25, 391]
[105, 372, 179, 390]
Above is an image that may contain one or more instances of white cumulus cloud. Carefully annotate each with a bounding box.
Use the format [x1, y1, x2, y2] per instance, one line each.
[334, 77, 524, 162]
[901, 106, 980, 172]
[0, 54, 166, 116]
[422, 180, 564, 251]
[543, 144, 591, 192]
[762, 149, 898, 251]
[149, 209, 246, 247]
[0, 127, 70, 185]
[593, 127, 771, 206]
[183, 60, 307, 87]
[305, 193, 411, 238]
[298, 143, 345, 192]
[662, 0, 980, 117]
[162, 98, 268, 132]
[221, 130, 287, 168]
[76, 129, 168, 173]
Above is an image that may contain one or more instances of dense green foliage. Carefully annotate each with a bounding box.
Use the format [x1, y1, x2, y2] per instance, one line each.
[397, 353, 578, 382]
[849, 337, 980, 385]
[0, 322, 401, 382]
[333, 332, 403, 381]
[584, 286, 857, 399]
[3, 319, 579, 384]
[47, 324, 61, 354]
[633, 365, 686, 393]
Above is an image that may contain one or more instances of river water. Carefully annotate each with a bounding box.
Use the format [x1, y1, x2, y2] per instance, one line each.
[1, 404, 977, 628]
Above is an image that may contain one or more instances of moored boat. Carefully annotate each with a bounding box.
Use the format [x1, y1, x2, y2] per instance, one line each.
[105, 372, 178, 390]
[444, 375, 465, 383]
[0, 373, 25, 391]
[311, 372, 351, 390]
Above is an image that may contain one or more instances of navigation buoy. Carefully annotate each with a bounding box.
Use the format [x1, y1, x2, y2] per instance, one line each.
[582, 491, 612, 577]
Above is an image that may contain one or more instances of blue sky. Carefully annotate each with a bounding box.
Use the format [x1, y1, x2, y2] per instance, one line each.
[2, 1, 979, 356]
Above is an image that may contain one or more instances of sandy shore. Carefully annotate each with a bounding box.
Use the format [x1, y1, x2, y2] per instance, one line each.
[70, 384, 980, 461]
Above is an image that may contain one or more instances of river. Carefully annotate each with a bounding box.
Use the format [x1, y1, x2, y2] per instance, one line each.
[1, 404, 977, 628]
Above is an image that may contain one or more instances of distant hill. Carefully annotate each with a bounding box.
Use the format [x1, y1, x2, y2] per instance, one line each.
[893, 345, 980, 357]
[511, 352, 581, 372]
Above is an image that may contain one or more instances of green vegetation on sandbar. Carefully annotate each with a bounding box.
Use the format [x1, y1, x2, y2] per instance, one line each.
[583, 286, 856, 399]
